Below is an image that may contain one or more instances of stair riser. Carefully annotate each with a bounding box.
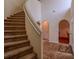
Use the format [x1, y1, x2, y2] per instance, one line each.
[32, 55, 38, 59]
[5, 47, 33, 59]
[13, 14, 25, 16]
[8, 16, 25, 18]
[4, 20, 25, 23]
[11, 15, 25, 17]
[14, 13, 25, 15]
[4, 21, 25, 25]
[13, 11, 25, 14]
[7, 18, 25, 19]
[4, 36, 28, 43]
[5, 20, 25, 22]
[18, 48, 33, 58]
[4, 22, 25, 26]
[4, 32, 26, 35]
[15, 12, 25, 14]
[5, 35, 27, 39]
[7, 16, 25, 18]
[5, 42, 30, 52]
[10, 15, 25, 17]
[4, 23, 25, 26]
[5, 27, 25, 30]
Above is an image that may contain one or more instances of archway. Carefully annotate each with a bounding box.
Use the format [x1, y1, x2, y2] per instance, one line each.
[59, 20, 70, 44]
[42, 20, 49, 41]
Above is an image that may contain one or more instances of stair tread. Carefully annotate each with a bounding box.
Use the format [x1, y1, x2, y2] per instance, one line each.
[4, 46, 32, 57]
[14, 13, 25, 15]
[5, 26, 25, 27]
[5, 23, 25, 25]
[4, 22, 25, 25]
[4, 23, 25, 26]
[5, 30, 25, 32]
[11, 15, 25, 17]
[5, 19, 25, 21]
[20, 53, 36, 59]
[7, 17, 25, 19]
[5, 40, 29, 47]
[5, 22, 25, 24]
[5, 35, 27, 38]
[4, 36, 28, 43]
[4, 22, 25, 26]
[14, 11, 24, 15]
[5, 21, 25, 22]
[13, 14, 25, 16]
[8, 16, 25, 18]
[15, 12, 24, 14]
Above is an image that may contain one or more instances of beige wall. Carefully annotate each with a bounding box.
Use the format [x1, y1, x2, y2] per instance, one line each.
[4, 0, 26, 19]
[25, 16, 41, 59]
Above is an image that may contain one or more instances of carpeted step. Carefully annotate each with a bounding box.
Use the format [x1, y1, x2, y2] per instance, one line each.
[4, 30, 26, 35]
[14, 13, 25, 15]
[10, 15, 25, 17]
[4, 21, 25, 25]
[5, 19, 25, 22]
[4, 40, 30, 52]
[4, 35, 28, 43]
[13, 14, 25, 16]
[20, 53, 37, 59]
[4, 25, 25, 30]
[7, 17, 25, 19]
[5, 35, 27, 39]
[4, 46, 33, 59]
[15, 11, 24, 14]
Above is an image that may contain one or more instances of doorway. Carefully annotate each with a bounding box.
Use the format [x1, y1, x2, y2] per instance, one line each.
[59, 20, 70, 44]
[42, 20, 49, 41]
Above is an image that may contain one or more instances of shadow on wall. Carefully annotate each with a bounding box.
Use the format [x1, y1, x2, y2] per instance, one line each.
[59, 19, 70, 44]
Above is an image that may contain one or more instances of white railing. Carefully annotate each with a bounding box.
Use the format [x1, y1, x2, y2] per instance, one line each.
[23, 3, 41, 59]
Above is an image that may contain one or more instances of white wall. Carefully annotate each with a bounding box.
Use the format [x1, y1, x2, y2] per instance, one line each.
[41, 0, 72, 43]
[4, 0, 25, 19]
[25, 0, 41, 22]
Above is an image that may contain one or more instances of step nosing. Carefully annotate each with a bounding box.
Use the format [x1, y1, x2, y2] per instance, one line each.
[11, 15, 25, 17]
[5, 21, 25, 22]
[8, 17, 25, 19]
[5, 20, 25, 21]
[4, 23, 25, 24]
[5, 30, 26, 32]
[5, 35, 27, 38]
[5, 26, 25, 27]
[10, 16, 25, 18]
[5, 40, 29, 46]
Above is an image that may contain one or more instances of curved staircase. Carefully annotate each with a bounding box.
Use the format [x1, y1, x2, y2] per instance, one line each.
[4, 11, 37, 59]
